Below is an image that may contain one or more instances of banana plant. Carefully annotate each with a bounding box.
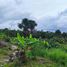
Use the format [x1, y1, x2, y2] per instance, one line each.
[17, 33, 25, 47]
[17, 33, 40, 59]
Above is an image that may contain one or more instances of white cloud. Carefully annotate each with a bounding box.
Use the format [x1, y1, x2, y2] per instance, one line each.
[0, 0, 67, 32]
[37, 9, 67, 32]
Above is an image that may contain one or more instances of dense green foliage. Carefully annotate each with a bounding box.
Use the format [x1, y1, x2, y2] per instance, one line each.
[0, 18, 67, 67]
[18, 18, 37, 36]
[0, 33, 66, 67]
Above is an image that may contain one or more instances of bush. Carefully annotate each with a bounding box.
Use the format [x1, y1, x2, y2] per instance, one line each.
[48, 38, 61, 48]
[4, 37, 10, 42]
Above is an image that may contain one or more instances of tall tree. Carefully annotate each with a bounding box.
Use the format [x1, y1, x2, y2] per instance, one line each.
[18, 18, 37, 36]
[55, 29, 61, 36]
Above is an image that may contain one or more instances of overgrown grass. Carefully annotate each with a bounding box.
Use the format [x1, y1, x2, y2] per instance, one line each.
[44, 48, 67, 67]
[0, 34, 67, 67]
[4, 59, 59, 67]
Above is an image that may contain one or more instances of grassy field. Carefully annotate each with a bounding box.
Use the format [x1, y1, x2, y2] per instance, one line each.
[0, 45, 67, 67]
[0, 34, 67, 67]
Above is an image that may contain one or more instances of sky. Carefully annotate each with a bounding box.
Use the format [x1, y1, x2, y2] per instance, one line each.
[0, 0, 67, 32]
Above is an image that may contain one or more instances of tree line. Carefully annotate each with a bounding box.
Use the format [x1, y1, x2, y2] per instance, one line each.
[0, 18, 67, 39]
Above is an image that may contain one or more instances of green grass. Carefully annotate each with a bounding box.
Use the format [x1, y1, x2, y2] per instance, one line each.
[44, 48, 67, 67]
[0, 34, 67, 67]
[1, 46, 67, 67]
[4, 59, 59, 67]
